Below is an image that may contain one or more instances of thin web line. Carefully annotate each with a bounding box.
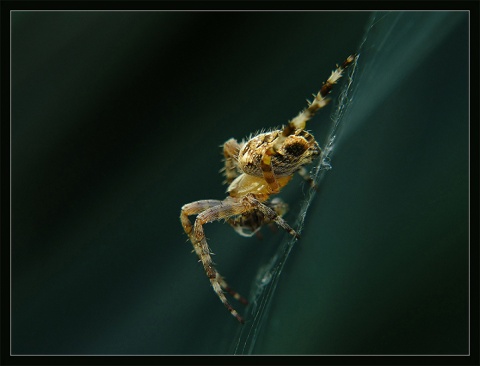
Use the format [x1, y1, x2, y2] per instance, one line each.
[230, 15, 373, 355]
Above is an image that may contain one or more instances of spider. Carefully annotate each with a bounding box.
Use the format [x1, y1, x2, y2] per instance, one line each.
[180, 54, 356, 323]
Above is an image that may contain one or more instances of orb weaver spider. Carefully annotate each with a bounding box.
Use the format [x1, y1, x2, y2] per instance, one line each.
[180, 54, 356, 323]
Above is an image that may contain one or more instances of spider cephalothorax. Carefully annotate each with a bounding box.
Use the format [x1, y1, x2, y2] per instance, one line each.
[180, 54, 356, 323]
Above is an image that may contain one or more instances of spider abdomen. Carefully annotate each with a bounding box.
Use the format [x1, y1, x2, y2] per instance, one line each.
[238, 130, 320, 177]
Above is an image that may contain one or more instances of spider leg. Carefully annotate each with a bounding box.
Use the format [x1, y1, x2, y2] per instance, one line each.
[192, 198, 252, 323]
[259, 148, 283, 193]
[180, 200, 222, 240]
[243, 194, 300, 240]
[288, 54, 356, 131]
[221, 138, 243, 185]
[218, 275, 249, 305]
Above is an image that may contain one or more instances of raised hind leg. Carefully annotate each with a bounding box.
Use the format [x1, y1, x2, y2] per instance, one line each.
[191, 198, 254, 323]
[181, 197, 256, 323]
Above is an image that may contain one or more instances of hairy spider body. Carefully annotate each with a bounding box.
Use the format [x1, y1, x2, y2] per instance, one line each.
[180, 54, 356, 323]
[238, 130, 320, 178]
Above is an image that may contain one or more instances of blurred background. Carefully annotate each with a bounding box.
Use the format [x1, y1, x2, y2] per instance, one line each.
[11, 11, 469, 355]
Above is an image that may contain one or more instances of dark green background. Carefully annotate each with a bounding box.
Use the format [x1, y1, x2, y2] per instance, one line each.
[11, 11, 469, 355]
